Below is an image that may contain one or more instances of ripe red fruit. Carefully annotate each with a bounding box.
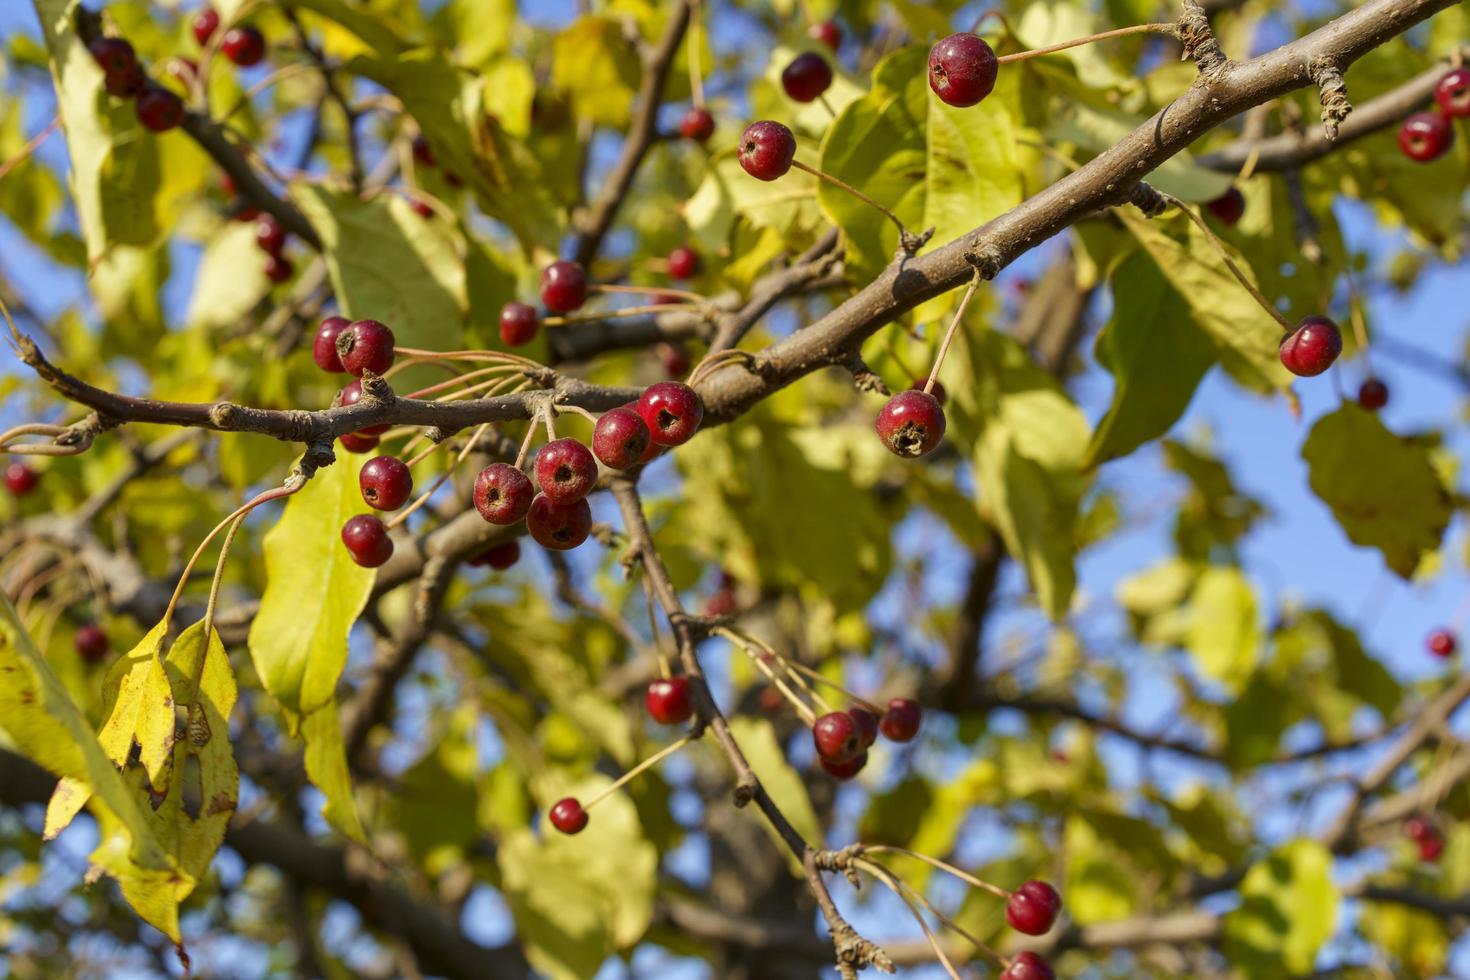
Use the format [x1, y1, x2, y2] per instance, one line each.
[469, 540, 521, 570]
[1398, 111, 1454, 163]
[338, 319, 396, 377]
[1437, 68, 1470, 118]
[412, 135, 435, 167]
[534, 438, 599, 504]
[637, 382, 704, 446]
[848, 706, 879, 748]
[339, 380, 391, 435]
[680, 106, 715, 142]
[409, 199, 433, 219]
[104, 62, 147, 98]
[1006, 880, 1063, 935]
[928, 33, 998, 108]
[592, 407, 652, 469]
[667, 246, 700, 280]
[879, 697, 922, 742]
[541, 260, 588, 313]
[1357, 378, 1389, 410]
[255, 214, 287, 256]
[499, 301, 539, 347]
[526, 495, 593, 550]
[738, 121, 797, 181]
[221, 26, 266, 67]
[1001, 951, 1055, 980]
[657, 342, 691, 377]
[549, 797, 588, 835]
[1427, 629, 1457, 658]
[808, 20, 842, 51]
[135, 87, 185, 132]
[876, 390, 945, 458]
[1278, 315, 1342, 377]
[1419, 833, 1445, 863]
[359, 456, 413, 511]
[338, 432, 379, 453]
[312, 316, 350, 373]
[473, 463, 535, 525]
[75, 624, 109, 663]
[812, 711, 862, 763]
[89, 37, 137, 75]
[910, 379, 947, 406]
[704, 585, 737, 617]
[646, 676, 695, 725]
[192, 9, 220, 46]
[781, 51, 833, 103]
[264, 254, 294, 283]
[1405, 815, 1434, 841]
[820, 751, 868, 780]
[1206, 186, 1246, 226]
[5, 462, 39, 495]
[341, 514, 394, 568]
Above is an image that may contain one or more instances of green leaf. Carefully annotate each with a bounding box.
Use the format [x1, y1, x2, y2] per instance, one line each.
[727, 717, 820, 875]
[1049, 100, 1233, 202]
[1063, 814, 1137, 924]
[1086, 253, 1217, 466]
[185, 222, 271, 329]
[551, 16, 641, 127]
[248, 455, 374, 839]
[1225, 840, 1339, 975]
[1360, 900, 1448, 978]
[686, 155, 823, 256]
[1302, 405, 1451, 578]
[1184, 566, 1261, 694]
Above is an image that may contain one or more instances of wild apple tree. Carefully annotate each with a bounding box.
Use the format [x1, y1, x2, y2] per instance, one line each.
[2, 0, 1469, 977]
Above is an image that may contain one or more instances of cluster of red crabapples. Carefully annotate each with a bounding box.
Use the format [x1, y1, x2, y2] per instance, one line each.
[1398, 67, 1470, 164]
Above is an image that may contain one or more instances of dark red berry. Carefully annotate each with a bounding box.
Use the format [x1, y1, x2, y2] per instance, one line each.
[1437, 68, 1470, 118]
[89, 37, 136, 75]
[221, 26, 266, 67]
[848, 706, 879, 748]
[339, 380, 391, 435]
[928, 33, 998, 108]
[359, 456, 413, 511]
[75, 624, 109, 663]
[541, 260, 588, 314]
[876, 390, 945, 458]
[136, 87, 185, 132]
[1206, 186, 1246, 226]
[667, 246, 700, 280]
[534, 438, 598, 504]
[255, 214, 287, 256]
[104, 62, 147, 98]
[637, 382, 703, 447]
[1006, 880, 1062, 935]
[473, 463, 535, 525]
[820, 751, 867, 780]
[704, 585, 736, 617]
[230, 201, 260, 222]
[812, 711, 861, 763]
[312, 316, 351, 373]
[549, 797, 588, 835]
[499, 301, 538, 347]
[338, 319, 396, 377]
[165, 57, 198, 85]
[1001, 951, 1055, 980]
[412, 135, 436, 167]
[469, 540, 521, 570]
[680, 106, 715, 142]
[1405, 815, 1434, 841]
[341, 514, 393, 567]
[1427, 629, 1457, 658]
[526, 495, 593, 551]
[1278, 315, 1342, 377]
[657, 342, 691, 377]
[908, 379, 947, 406]
[1357, 378, 1389, 410]
[1398, 111, 1454, 163]
[809, 20, 841, 51]
[264, 254, 293, 283]
[192, 9, 220, 46]
[879, 697, 922, 742]
[5, 462, 38, 495]
[1420, 833, 1445, 862]
[410, 199, 433, 219]
[338, 432, 379, 453]
[738, 121, 797, 181]
[591, 407, 652, 470]
[646, 676, 695, 725]
[781, 51, 833, 103]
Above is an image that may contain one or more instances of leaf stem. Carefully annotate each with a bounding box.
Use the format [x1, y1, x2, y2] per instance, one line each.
[789, 160, 918, 250]
[584, 735, 696, 810]
[1157, 190, 1295, 333]
[994, 23, 1177, 64]
[924, 271, 982, 396]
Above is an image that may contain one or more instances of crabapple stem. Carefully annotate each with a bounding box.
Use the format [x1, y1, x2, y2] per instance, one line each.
[713, 627, 820, 724]
[775, 655, 882, 714]
[924, 271, 982, 396]
[386, 423, 490, 530]
[993, 23, 1177, 64]
[543, 303, 690, 326]
[639, 574, 674, 680]
[818, 93, 838, 118]
[789, 159, 915, 245]
[854, 858, 965, 980]
[858, 845, 1011, 900]
[513, 411, 543, 470]
[403, 364, 519, 401]
[583, 735, 695, 810]
[687, 349, 753, 388]
[555, 403, 602, 424]
[1157, 190, 1296, 333]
